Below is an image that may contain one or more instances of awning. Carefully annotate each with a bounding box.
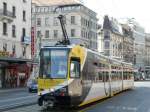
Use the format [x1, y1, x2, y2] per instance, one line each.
[0, 57, 32, 64]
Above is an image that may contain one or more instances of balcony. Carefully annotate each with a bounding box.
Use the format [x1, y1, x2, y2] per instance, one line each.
[0, 9, 15, 23]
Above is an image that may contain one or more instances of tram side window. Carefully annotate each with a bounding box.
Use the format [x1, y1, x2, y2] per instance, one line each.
[124, 71, 127, 80]
[98, 72, 103, 81]
[106, 72, 109, 82]
[128, 72, 131, 80]
[111, 71, 115, 80]
[70, 59, 80, 78]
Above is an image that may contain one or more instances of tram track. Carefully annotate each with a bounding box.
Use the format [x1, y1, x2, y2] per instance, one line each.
[0, 101, 37, 112]
[0, 93, 38, 112]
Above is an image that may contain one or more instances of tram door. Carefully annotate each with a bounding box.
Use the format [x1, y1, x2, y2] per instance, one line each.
[103, 71, 110, 96]
[69, 58, 82, 96]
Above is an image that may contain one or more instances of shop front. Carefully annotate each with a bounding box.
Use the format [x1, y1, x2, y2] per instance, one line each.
[0, 51, 32, 89]
[6, 64, 31, 88]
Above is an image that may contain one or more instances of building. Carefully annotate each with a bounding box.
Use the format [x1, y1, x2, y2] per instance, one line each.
[145, 33, 150, 66]
[128, 19, 145, 71]
[101, 15, 124, 60]
[98, 16, 135, 63]
[97, 25, 104, 53]
[121, 24, 134, 63]
[31, 0, 98, 59]
[32, 0, 83, 5]
[0, 0, 31, 88]
[145, 33, 150, 78]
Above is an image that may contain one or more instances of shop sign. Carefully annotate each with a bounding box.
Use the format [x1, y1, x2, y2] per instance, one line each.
[23, 36, 31, 45]
[0, 51, 9, 57]
[19, 73, 25, 76]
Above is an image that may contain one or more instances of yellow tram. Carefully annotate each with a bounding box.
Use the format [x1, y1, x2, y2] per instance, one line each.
[37, 45, 134, 107]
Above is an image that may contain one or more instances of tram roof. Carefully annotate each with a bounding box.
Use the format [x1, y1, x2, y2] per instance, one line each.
[41, 45, 73, 49]
[86, 48, 132, 66]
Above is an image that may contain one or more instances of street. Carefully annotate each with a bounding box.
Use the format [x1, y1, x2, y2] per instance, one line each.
[2, 81, 150, 112]
[0, 88, 38, 111]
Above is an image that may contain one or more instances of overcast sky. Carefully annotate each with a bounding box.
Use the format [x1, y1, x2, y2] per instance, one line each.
[85, 0, 150, 33]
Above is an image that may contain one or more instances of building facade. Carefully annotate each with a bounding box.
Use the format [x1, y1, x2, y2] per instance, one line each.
[101, 15, 124, 60]
[121, 24, 134, 63]
[0, 0, 31, 88]
[31, 2, 98, 59]
[145, 33, 150, 66]
[129, 19, 146, 71]
[98, 16, 135, 64]
[145, 33, 150, 77]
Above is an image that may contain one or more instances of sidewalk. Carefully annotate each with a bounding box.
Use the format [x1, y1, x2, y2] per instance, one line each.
[0, 87, 27, 94]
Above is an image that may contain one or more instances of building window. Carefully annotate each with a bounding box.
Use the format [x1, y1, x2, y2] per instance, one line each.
[63, 15, 66, 24]
[81, 17, 84, 26]
[23, 10, 26, 21]
[23, 0, 26, 3]
[3, 22, 7, 35]
[71, 16, 75, 24]
[22, 28, 26, 42]
[12, 25, 16, 37]
[105, 41, 110, 49]
[3, 2, 7, 15]
[37, 31, 41, 38]
[53, 17, 58, 26]
[3, 43, 7, 51]
[71, 29, 75, 37]
[45, 17, 49, 26]
[12, 6, 16, 17]
[12, 44, 16, 55]
[45, 30, 49, 38]
[37, 18, 41, 26]
[54, 30, 58, 38]
[22, 28, 26, 37]
[104, 31, 110, 40]
[81, 30, 83, 37]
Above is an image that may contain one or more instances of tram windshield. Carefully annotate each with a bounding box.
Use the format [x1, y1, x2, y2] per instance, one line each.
[40, 49, 68, 79]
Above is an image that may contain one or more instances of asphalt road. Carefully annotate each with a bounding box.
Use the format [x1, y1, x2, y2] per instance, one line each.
[3, 81, 150, 112]
[0, 88, 38, 111]
[81, 81, 150, 112]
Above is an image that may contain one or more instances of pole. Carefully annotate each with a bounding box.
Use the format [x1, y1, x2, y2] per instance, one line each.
[57, 15, 70, 45]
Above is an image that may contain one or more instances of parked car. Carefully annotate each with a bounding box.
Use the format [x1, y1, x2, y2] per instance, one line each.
[27, 79, 38, 93]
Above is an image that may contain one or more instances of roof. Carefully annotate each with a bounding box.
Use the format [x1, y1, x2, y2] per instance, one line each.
[32, 0, 81, 6]
[103, 15, 123, 35]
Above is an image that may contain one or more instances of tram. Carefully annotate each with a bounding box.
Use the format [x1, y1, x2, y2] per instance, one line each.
[37, 45, 134, 107]
[37, 8, 134, 107]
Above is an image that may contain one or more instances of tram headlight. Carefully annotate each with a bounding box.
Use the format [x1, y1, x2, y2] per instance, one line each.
[50, 88, 54, 92]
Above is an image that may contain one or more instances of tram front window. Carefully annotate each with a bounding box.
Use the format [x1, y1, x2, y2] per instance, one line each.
[40, 49, 68, 79]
